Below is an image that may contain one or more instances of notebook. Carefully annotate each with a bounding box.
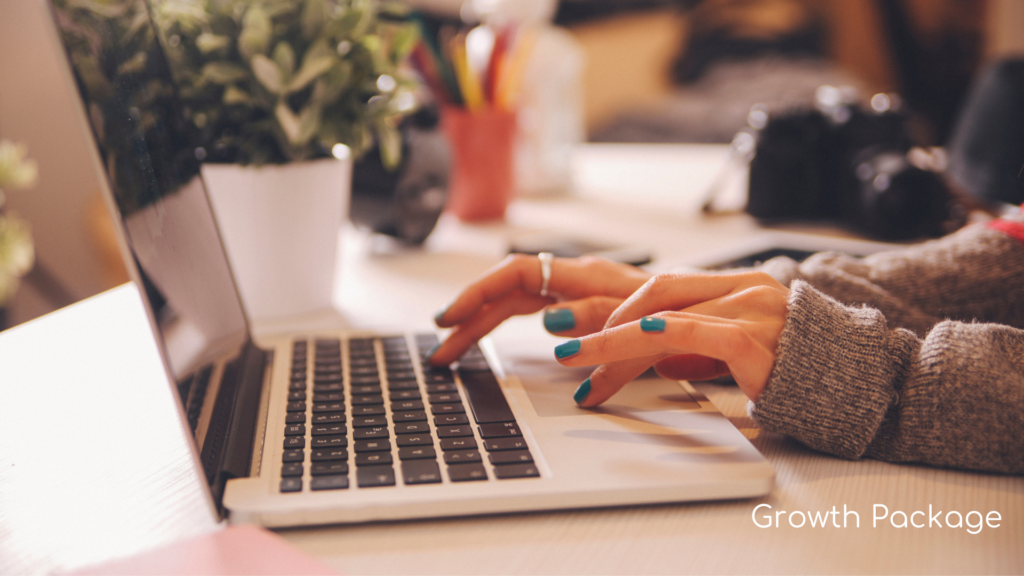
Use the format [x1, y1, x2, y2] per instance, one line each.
[43, 0, 773, 527]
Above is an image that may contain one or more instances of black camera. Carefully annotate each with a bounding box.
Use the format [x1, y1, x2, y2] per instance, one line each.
[745, 86, 965, 241]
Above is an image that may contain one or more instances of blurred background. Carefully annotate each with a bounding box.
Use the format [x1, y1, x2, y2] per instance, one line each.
[0, 0, 1022, 330]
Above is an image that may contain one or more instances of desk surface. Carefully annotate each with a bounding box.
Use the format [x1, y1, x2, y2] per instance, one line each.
[2, 144, 1021, 574]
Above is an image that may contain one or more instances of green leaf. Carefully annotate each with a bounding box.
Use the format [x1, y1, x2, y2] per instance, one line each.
[275, 101, 301, 143]
[116, 51, 148, 75]
[301, 0, 327, 38]
[196, 33, 230, 53]
[286, 55, 335, 94]
[296, 105, 322, 145]
[201, 61, 249, 84]
[377, 122, 402, 170]
[251, 54, 283, 94]
[222, 85, 251, 105]
[272, 41, 296, 80]
[237, 5, 271, 60]
[390, 23, 419, 62]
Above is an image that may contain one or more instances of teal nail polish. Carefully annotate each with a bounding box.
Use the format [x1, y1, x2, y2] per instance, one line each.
[554, 339, 581, 359]
[424, 343, 441, 362]
[574, 378, 592, 404]
[544, 308, 576, 333]
[640, 316, 666, 333]
[433, 306, 449, 326]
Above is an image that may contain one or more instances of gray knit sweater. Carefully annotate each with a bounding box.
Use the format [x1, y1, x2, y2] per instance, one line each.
[752, 217, 1024, 475]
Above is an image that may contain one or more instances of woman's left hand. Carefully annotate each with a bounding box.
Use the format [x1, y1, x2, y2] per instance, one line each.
[554, 270, 790, 405]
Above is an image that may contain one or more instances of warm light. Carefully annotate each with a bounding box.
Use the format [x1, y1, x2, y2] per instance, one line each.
[332, 144, 351, 160]
[870, 93, 891, 112]
[376, 74, 397, 93]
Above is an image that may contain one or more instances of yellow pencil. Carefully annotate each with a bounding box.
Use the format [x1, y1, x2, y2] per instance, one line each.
[495, 25, 538, 111]
[450, 32, 484, 111]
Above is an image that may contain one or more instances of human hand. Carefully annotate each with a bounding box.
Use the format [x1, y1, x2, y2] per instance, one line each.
[554, 271, 789, 404]
[428, 254, 652, 365]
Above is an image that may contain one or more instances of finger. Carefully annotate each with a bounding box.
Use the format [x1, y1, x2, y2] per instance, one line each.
[542, 296, 624, 336]
[429, 290, 551, 365]
[573, 357, 660, 408]
[556, 312, 775, 400]
[435, 254, 551, 328]
[605, 271, 784, 328]
[654, 354, 729, 382]
[437, 255, 650, 327]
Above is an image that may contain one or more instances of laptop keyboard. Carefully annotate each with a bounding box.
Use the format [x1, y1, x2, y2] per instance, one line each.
[279, 334, 539, 493]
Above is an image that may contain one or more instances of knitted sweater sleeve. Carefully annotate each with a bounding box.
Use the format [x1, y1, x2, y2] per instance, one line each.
[750, 219, 1024, 475]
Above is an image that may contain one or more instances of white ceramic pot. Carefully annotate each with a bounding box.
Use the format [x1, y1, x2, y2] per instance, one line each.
[201, 156, 351, 322]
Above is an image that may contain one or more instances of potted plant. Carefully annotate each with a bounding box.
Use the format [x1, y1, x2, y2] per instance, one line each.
[152, 0, 421, 320]
[0, 140, 37, 329]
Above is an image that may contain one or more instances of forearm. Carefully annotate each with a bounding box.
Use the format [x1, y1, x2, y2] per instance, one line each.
[760, 219, 1024, 335]
[750, 282, 1024, 475]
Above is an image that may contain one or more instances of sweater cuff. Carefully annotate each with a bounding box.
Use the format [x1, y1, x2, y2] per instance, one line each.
[750, 280, 901, 459]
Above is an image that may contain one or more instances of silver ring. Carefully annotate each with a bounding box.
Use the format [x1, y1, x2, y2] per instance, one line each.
[538, 252, 554, 297]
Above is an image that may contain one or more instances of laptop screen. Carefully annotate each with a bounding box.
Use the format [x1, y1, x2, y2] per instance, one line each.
[47, 0, 250, 382]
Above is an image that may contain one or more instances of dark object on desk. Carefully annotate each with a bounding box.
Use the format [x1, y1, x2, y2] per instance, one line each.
[509, 236, 652, 267]
[744, 87, 965, 241]
[350, 108, 450, 245]
[947, 58, 1024, 207]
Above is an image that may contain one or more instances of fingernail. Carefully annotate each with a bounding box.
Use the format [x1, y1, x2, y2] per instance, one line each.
[640, 316, 666, 333]
[543, 308, 576, 333]
[433, 306, 449, 326]
[424, 343, 441, 362]
[554, 339, 581, 359]
[573, 378, 592, 405]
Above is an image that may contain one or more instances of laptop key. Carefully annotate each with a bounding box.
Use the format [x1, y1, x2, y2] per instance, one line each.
[443, 449, 482, 464]
[489, 450, 533, 465]
[391, 400, 424, 411]
[285, 413, 306, 424]
[284, 424, 306, 436]
[311, 424, 347, 436]
[281, 463, 304, 477]
[352, 405, 386, 416]
[282, 449, 304, 463]
[357, 466, 396, 488]
[440, 437, 478, 451]
[311, 475, 349, 491]
[310, 435, 347, 449]
[478, 422, 522, 438]
[312, 402, 345, 413]
[286, 401, 306, 412]
[447, 463, 488, 482]
[311, 413, 345, 425]
[391, 390, 421, 400]
[436, 425, 474, 438]
[458, 369, 515, 424]
[352, 415, 388, 427]
[402, 460, 442, 485]
[310, 448, 348, 462]
[355, 452, 393, 466]
[483, 437, 528, 451]
[394, 421, 431, 434]
[434, 414, 469, 426]
[392, 410, 428, 422]
[396, 434, 433, 447]
[280, 477, 303, 493]
[312, 392, 344, 402]
[428, 392, 461, 404]
[399, 446, 437, 461]
[352, 394, 384, 405]
[354, 439, 391, 453]
[283, 437, 305, 449]
[353, 427, 389, 440]
[430, 403, 466, 415]
[311, 462, 349, 476]
[493, 463, 540, 479]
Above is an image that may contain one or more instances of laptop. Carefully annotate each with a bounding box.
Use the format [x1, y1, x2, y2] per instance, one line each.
[43, 0, 773, 527]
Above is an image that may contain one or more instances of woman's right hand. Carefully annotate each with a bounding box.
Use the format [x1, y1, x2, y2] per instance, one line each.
[427, 254, 653, 365]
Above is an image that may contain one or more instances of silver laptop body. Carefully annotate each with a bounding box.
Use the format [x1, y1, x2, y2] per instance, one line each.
[44, 0, 773, 527]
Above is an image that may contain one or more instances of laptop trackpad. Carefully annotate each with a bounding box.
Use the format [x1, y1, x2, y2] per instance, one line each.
[507, 359, 701, 417]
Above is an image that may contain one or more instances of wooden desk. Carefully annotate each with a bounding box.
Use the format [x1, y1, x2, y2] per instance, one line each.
[2, 144, 1020, 574]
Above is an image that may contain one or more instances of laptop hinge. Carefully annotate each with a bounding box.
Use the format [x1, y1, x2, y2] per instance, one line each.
[200, 339, 269, 515]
